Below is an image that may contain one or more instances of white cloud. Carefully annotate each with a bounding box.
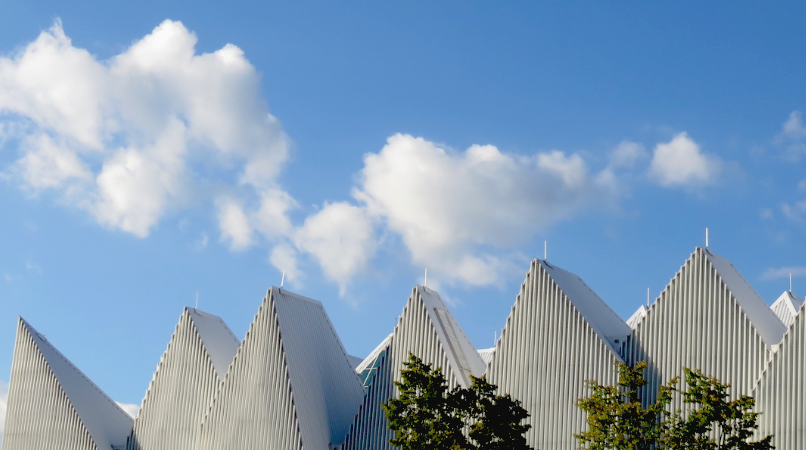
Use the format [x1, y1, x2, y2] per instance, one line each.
[0, 19, 290, 237]
[609, 140, 647, 168]
[216, 198, 253, 250]
[353, 134, 618, 285]
[774, 111, 806, 159]
[269, 243, 300, 283]
[648, 132, 721, 187]
[292, 202, 376, 294]
[115, 401, 139, 418]
[762, 266, 806, 281]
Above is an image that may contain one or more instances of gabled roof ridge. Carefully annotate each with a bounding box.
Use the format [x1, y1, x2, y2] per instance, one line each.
[535, 259, 630, 357]
[703, 248, 786, 346]
[186, 307, 240, 379]
[19, 317, 133, 448]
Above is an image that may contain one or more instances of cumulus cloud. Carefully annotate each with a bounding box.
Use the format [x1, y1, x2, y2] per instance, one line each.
[0, 19, 290, 237]
[353, 134, 618, 285]
[775, 111, 806, 159]
[292, 202, 376, 294]
[116, 401, 139, 418]
[609, 140, 647, 168]
[648, 132, 721, 187]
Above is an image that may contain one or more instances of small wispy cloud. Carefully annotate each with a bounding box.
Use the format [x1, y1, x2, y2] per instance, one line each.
[762, 266, 806, 280]
[115, 401, 139, 418]
[26, 261, 41, 274]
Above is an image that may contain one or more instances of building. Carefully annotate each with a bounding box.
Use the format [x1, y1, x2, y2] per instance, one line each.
[3, 246, 804, 449]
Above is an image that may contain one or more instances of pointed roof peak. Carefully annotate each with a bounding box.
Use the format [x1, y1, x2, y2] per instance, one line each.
[535, 259, 630, 351]
[185, 308, 239, 378]
[408, 285, 487, 384]
[771, 290, 804, 328]
[700, 248, 786, 345]
[17, 318, 133, 448]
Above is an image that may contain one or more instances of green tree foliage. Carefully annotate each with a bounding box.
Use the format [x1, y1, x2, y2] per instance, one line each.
[576, 363, 774, 450]
[576, 361, 673, 450]
[662, 368, 773, 450]
[383, 353, 533, 450]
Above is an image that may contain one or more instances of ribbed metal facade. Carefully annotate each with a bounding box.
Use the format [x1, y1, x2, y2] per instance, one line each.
[754, 299, 806, 447]
[4, 319, 132, 450]
[5, 247, 806, 449]
[487, 259, 627, 450]
[626, 247, 784, 410]
[127, 308, 238, 450]
[342, 286, 486, 450]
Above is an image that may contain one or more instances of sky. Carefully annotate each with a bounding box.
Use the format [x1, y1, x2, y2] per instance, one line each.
[1, 0, 806, 427]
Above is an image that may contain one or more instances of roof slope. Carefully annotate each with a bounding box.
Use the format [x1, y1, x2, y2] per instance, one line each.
[771, 291, 803, 328]
[197, 287, 365, 450]
[627, 305, 648, 329]
[342, 286, 485, 450]
[128, 308, 238, 450]
[3, 318, 132, 450]
[627, 247, 782, 408]
[539, 260, 631, 350]
[704, 249, 786, 345]
[485, 259, 627, 450]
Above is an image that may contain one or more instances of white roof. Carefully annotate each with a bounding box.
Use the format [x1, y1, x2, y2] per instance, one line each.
[704, 249, 787, 345]
[538, 260, 631, 350]
[418, 286, 487, 383]
[187, 308, 240, 378]
[477, 348, 495, 365]
[771, 291, 803, 328]
[21, 318, 133, 449]
[355, 333, 393, 375]
[271, 288, 366, 449]
[627, 305, 648, 329]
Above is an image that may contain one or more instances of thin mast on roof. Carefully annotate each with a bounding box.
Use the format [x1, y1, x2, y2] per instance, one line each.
[706, 227, 709, 248]
[544, 241, 547, 260]
[280, 271, 285, 289]
[647, 288, 650, 306]
[424, 268, 428, 287]
[196, 292, 198, 309]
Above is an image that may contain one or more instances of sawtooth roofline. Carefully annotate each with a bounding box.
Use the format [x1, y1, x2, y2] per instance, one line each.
[3, 246, 804, 450]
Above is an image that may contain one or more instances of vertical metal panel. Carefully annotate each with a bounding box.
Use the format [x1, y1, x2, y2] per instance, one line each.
[342, 286, 484, 450]
[486, 259, 625, 450]
[3, 319, 102, 450]
[128, 308, 237, 450]
[627, 247, 776, 414]
[755, 300, 806, 448]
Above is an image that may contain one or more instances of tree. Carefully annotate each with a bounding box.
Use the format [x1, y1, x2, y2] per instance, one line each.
[576, 363, 774, 450]
[661, 368, 773, 450]
[383, 353, 533, 450]
[576, 361, 673, 450]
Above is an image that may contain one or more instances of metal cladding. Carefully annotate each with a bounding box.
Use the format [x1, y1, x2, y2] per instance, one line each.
[128, 308, 239, 450]
[7, 247, 806, 449]
[486, 259, 629, 450]
[197, 287, 365, 450]
[755, 298, 806, 447]
[626, 247, 786, 409]
[342, 286, 486, 450]
[4, 318, 133, 450]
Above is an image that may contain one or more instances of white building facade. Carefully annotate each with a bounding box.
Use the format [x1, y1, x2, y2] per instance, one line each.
[3, 247, 804, 449]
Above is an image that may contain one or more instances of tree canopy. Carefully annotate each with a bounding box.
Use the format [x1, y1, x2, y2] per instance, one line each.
[383, 353, 532, 450]
[576, 362, 774, 450]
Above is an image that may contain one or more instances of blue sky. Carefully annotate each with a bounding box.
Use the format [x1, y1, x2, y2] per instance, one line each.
[1, 0, 806, 415]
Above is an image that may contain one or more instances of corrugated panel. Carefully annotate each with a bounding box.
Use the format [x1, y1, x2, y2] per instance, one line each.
[3, 318, 108, 450]
[197, 287, 365, 450]
[627, 247, 775, 410]
[342, 286, 485, 450]
[770, 291, 802, 329]
[486, 259, 625, 450]
[754, 299, 806, 448]
[197, 289, 303, 449]
[127, 308, 238, 450]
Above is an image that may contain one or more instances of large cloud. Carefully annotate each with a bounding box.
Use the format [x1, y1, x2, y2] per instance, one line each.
[0, 19, 290, 237]
[353, 134, 619, 285]
[648, 132, 721, 187]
